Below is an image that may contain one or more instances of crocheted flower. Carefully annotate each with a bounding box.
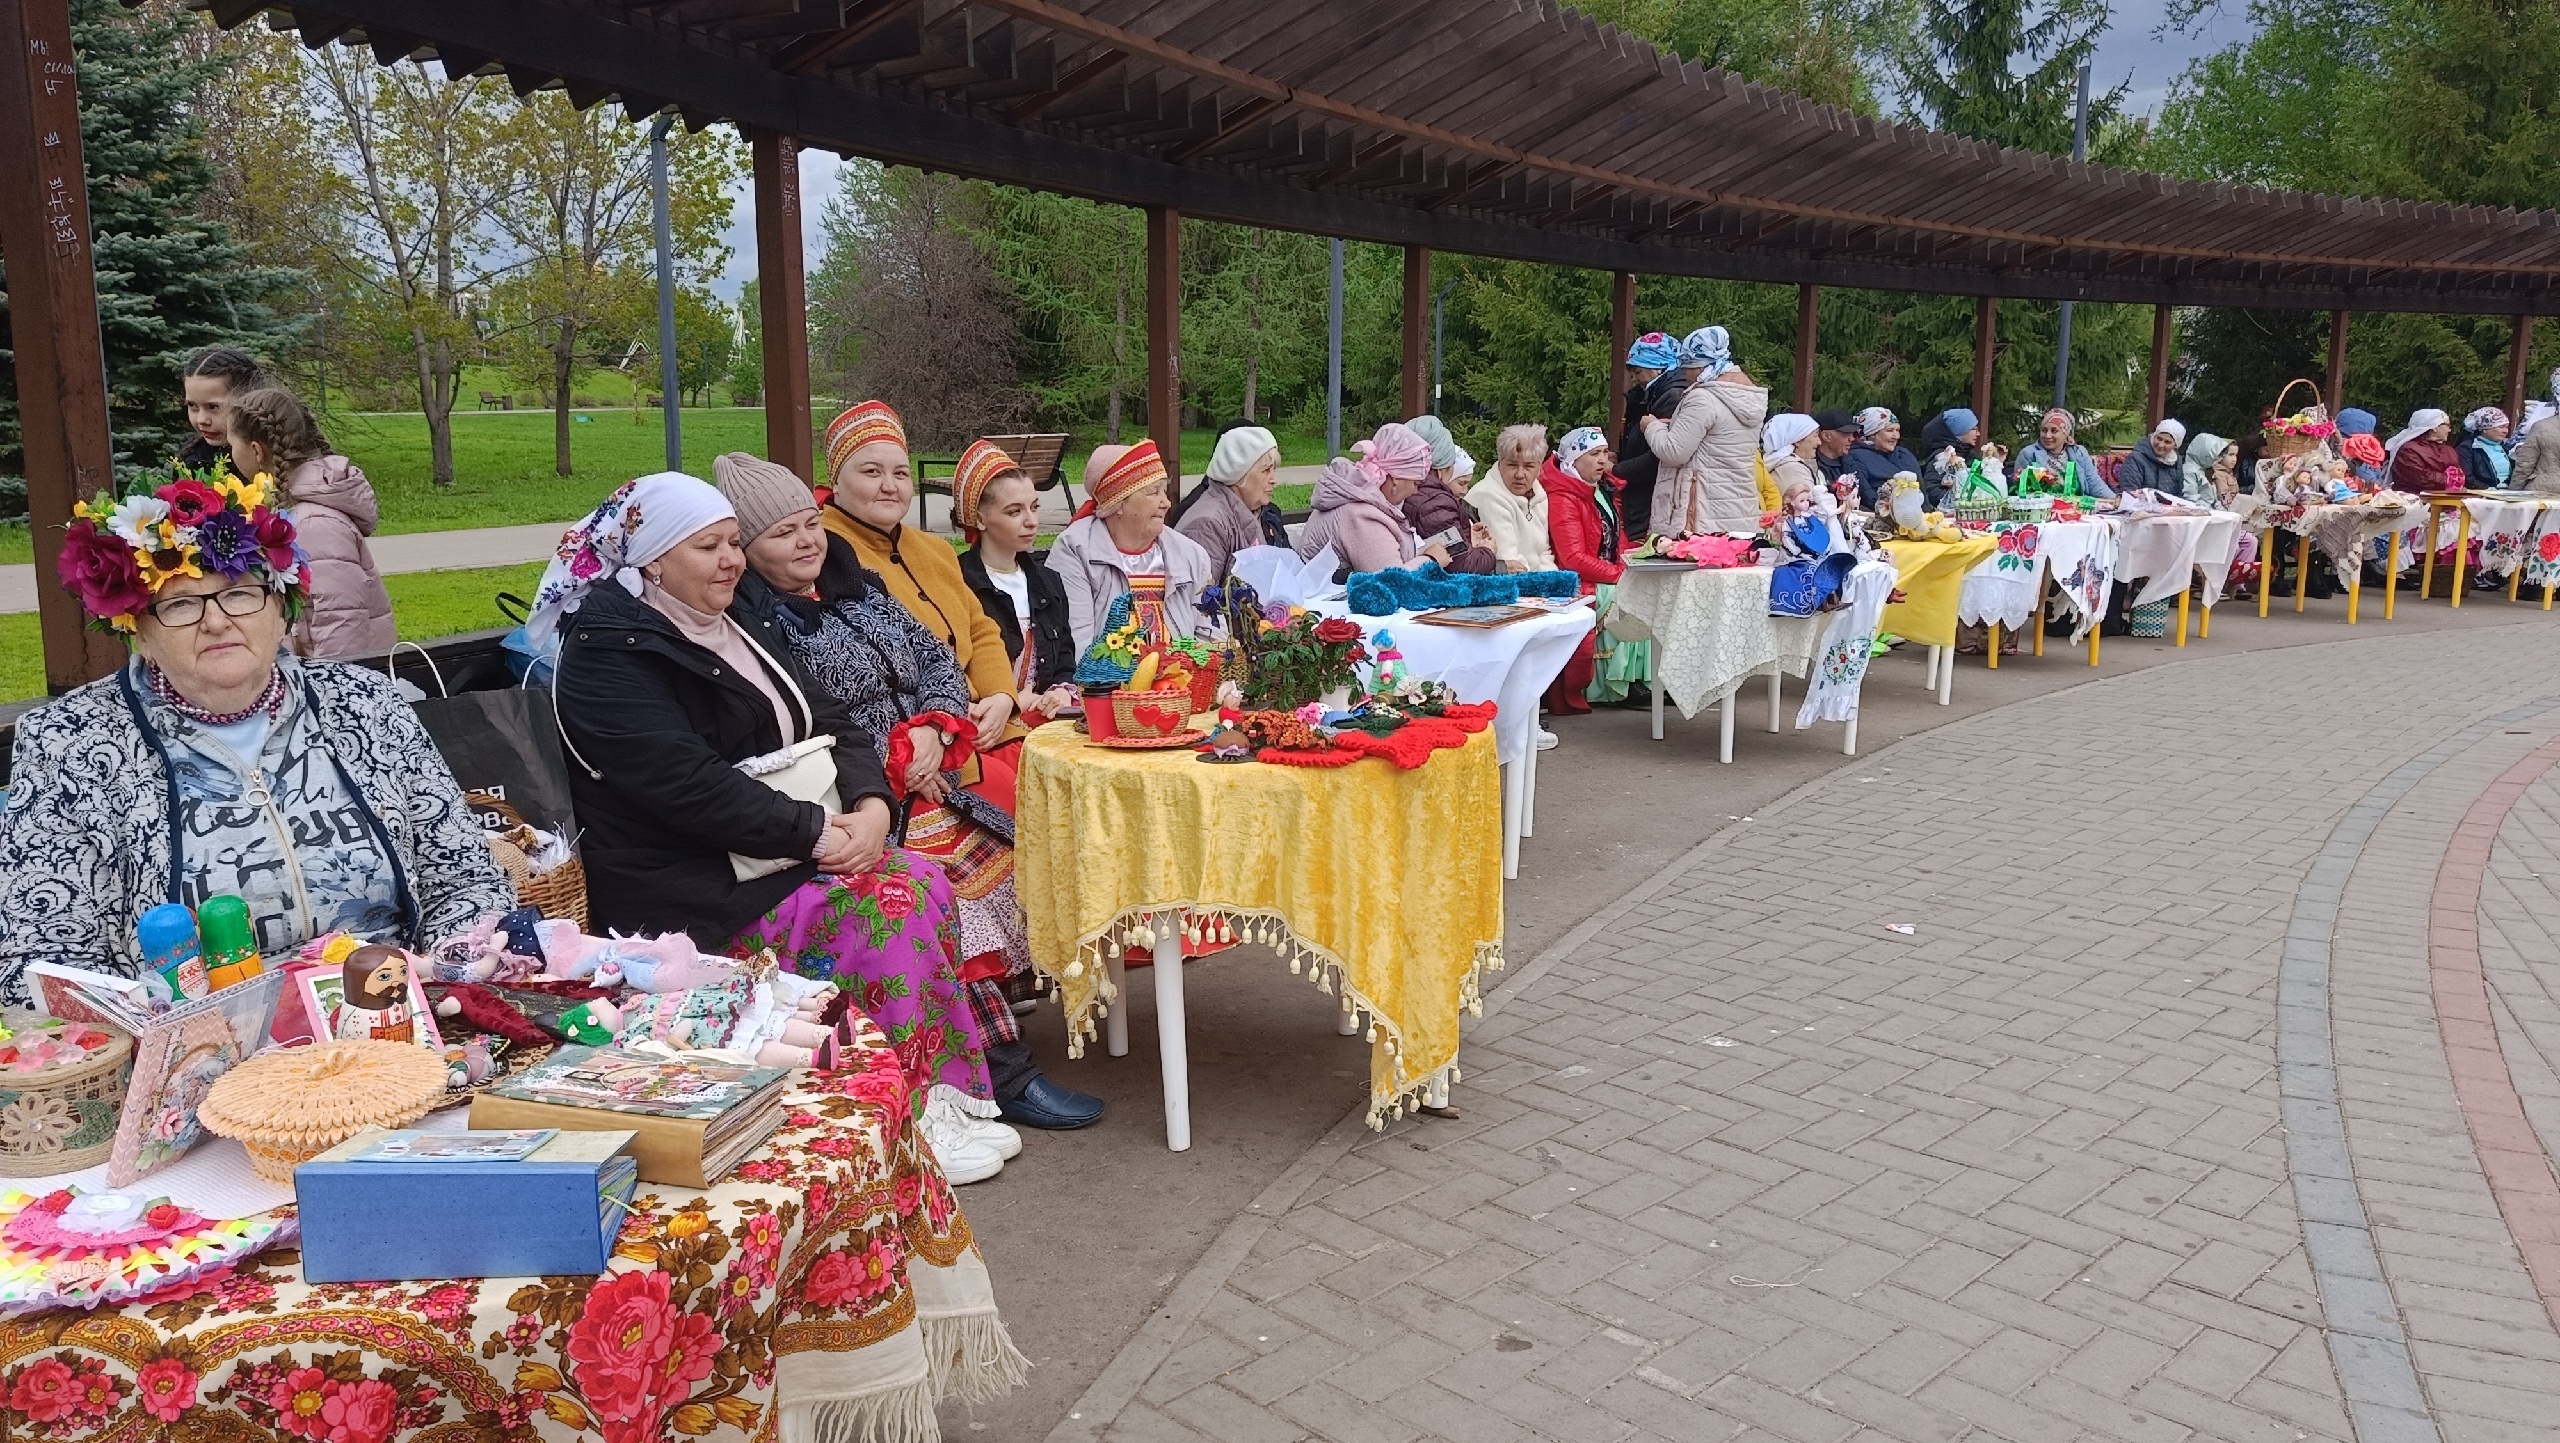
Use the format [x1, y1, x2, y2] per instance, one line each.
[0, 1095, 81, 1152]
[159, 478, 226, 528]
[134, 1357, 197, 1423]
[55, 518, 152, 627]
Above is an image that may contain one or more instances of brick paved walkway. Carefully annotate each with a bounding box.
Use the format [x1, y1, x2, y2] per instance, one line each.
[1048, 622, 2560, 1443]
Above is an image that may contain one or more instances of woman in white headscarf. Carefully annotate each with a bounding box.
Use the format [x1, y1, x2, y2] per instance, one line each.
[2115, 419, 2189, 497]
[2385, 408, 2462, 495]
[543, 472, 1039, 1178]
[2457, 407, 2515, 490]
[1761, 413, 1823, 503]
[1172, 423, 1287, 581]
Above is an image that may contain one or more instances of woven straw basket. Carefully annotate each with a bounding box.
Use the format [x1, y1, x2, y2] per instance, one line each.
[490, 830, 590, 927]
[2263, 379, 2330, 458]
[1109, 687, 1196, 740]
[0, 1031, 133, 1176]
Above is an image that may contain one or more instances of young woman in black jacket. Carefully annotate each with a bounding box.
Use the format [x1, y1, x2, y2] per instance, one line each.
[946, 442, 1078, 715]
[534, 473, 1041, 1181]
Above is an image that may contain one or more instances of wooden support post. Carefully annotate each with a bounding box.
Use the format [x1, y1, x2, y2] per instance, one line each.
[2325, 309, 2350, 413]
[2506, 314, 2535, 425]
[752, 129, 813, 482]
[2146, 303, 2173, 425]
[0, 0, 126, 691]
[1794, 283, 1819, 414]
[1610, 270, 1636, 416]
[1147, 205, 1183, 487]
[1401, 244, 1429, 419]
[1971, 296, 1997, 428]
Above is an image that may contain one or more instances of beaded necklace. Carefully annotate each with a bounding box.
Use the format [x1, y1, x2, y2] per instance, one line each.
[146, 661, 287, 727]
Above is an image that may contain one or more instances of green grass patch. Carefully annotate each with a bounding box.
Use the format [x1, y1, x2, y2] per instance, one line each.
[0, 523, 26, 567]
[387, 562, 548, 642]
[0, 614, 39, 703]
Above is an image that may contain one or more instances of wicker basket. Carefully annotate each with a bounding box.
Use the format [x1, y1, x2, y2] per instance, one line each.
[1109, 688, 1196, 739]
[489, 829, 589, 927]
[0, 1029, 132, 1176]
[2263, 378, 2330, 458]
[197, 1040, 449, 1185]
[2005, 494, 2054, 524]
[2127, 599, 2173, 637]
[1952, 495, 2004, 528]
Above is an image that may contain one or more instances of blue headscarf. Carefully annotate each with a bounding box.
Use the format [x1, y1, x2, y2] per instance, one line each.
[2336, 407, 2377, 437]
[1678, 326, 1733, 380]
[1626, 331, 1679, 372]
[1940, 408, 1979, 438]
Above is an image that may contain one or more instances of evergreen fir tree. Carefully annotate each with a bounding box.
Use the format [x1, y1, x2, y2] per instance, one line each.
[0, 0, 299, 481]
[1906, 0, 2122, 152]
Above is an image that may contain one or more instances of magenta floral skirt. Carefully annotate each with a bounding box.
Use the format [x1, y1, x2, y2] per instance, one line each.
[727, 848, 994, 1103]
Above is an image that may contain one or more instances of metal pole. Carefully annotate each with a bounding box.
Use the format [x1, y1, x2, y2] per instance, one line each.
[2052, 63, 2091, 410]
[1430, 278, 1458, 416]
[1327, 237, 1344, 455]
[651, 114, 681, 471]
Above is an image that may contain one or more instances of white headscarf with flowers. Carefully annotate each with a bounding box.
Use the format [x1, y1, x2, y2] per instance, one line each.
[527, 472, 736, 655]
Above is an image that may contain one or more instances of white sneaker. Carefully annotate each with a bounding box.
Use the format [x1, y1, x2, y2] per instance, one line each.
[926, 1087, 1023, 1164]
[920, 1097, 1005, 1184]
[1535, 727, 1559, 751]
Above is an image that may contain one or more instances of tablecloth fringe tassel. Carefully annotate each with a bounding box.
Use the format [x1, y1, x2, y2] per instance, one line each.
[781, 1376, 939, 1443]
[921, 1307, 1033, 1404]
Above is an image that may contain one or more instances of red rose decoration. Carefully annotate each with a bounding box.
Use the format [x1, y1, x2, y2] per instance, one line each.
[1313, 616, 1362, 644]
[319, 1377, 399, 1443]
[804, 1248, 863, 1308]
[873, 875, 916, 920]
[55, 519, 151, 623]
[144, 1203, 180, 1229]
[157, 478, 225, 527]
[36, 1191, 71, 1214]
[251, 506, 300, 575]
[2540, 533, 2560, 561]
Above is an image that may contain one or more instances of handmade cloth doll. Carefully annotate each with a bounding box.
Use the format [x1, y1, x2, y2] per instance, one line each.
[559, 962, 843, 1068]
[1767, 488, 1859, 616]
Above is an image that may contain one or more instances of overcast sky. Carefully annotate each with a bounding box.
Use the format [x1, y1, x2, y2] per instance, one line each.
[706, 2, 2259, 302]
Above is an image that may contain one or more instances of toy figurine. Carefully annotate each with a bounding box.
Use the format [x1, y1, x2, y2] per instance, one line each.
[335, 945, 418, 1045]
[560, 961, 843, 1069]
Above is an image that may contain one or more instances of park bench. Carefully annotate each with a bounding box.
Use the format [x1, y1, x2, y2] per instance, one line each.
[911, 433, 1072, 532]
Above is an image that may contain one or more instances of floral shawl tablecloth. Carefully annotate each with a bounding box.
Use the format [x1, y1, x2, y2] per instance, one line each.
[0, 1021, 1023, 1443]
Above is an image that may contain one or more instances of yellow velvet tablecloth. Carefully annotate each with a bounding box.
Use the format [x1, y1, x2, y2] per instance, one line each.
[1016, 725, 1505, 1126]
[1879, 533, 2001, 647]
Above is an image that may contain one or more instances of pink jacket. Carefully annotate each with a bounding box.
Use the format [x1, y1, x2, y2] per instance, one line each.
[284, 455, 397, 659]
[1295, 457, 1420, 575]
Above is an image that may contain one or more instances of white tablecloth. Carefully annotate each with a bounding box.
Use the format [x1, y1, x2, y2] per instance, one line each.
[2111, 512, 2216, 606]
[1607, 562, 1776, 719]
[1315, 599, 1594, 767]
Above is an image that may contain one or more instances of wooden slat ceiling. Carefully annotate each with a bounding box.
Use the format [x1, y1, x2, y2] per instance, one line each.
[178, 0, 2560, 313]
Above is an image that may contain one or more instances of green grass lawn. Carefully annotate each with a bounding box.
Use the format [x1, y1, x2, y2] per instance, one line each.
[0, 415, 1327, 570]
[0, 614, 38, 704]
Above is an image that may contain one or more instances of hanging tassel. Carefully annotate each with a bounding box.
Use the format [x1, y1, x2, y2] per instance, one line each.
[1365, 1025, 1378, 1043]
[1288, 955, 1302, 975]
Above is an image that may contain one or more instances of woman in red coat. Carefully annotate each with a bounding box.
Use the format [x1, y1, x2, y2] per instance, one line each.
[1538, 426, 1639, 714]
[2386, 408, 2464, 495]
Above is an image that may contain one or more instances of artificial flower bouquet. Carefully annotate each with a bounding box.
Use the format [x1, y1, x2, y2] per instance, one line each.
[59, 460, 307, 633]
[1239, 606, 1369, 711]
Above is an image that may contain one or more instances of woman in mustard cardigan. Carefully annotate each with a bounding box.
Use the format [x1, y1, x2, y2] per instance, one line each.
[817, 401, 1028, 810]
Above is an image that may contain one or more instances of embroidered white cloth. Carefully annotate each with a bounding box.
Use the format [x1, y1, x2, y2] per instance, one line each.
[2109, 512, 2215, 606]
[2462, 495, 2557, 579]
[1954, 520, 2061, 631]
[2192, 511, 2248, 609]
[2525, 508, 2560, 591]
[1311, 598, 1594, 767]
[1607, 562, 1777, 719]
[1795, 561, 1897, 727]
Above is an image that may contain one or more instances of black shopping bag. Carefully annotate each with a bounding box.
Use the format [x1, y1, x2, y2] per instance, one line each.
[412, 685, 578, 835]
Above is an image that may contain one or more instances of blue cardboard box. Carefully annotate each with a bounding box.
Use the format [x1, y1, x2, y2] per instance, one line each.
[295, 1127, 640, 1282]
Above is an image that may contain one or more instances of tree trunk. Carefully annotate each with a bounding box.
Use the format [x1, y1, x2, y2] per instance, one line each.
[425, 334, 457, 489]
[553, 318, 578, 477]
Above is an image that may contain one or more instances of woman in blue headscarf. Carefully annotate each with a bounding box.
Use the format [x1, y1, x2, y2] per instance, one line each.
[1642, 326, 1768, 536]
[1614, 331, 1683, 540]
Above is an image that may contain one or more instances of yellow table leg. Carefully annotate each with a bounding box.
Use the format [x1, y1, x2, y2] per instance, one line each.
[2452, 506, 2472, 607]
[2258, 529, 2275, 617]
[1986, 622, 1999, 669]
[2294, 535, 2311, 613]
[2510, 558, 2525, 602]
[2175, 589, 2190, 645]
[2546, 580, 2555, 611]
[2347, 562, 2361, 625]
[2032, 573, 2047, 656]
[2385, 531, 2399, 620]
[2423, 509, 2441, 599]
[2089, 627, 2100, 666]
[2199, 597, 2210, 639]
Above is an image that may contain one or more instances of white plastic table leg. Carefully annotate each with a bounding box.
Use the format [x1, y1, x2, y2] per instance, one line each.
[1923, 645, 1939, 690]
[1767, 668, 1782, 732]
[1843, 713, 1858, 756]
[1521, 728, 1537, 837]
[1425, 1072, 1450, 1108]
[1938, 647, 1953, 706]
[1499, 760, 1522, 880]
[1104, 947, 1129, 1058]
[1650, 677, 1665, 741]
[1718, 683, 1736, 764]
[1154, 914, 1189, 1152]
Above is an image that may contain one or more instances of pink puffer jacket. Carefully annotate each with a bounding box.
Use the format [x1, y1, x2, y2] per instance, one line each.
[284, 455, 397, 660]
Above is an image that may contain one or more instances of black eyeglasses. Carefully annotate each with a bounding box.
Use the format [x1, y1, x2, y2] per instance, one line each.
[146, 584, 273, 628]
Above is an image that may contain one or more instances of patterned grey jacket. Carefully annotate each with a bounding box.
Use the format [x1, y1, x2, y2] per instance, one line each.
[0, 657, 511, 1006]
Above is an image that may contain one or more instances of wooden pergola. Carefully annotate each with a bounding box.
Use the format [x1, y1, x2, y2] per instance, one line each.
[10, 0, 2559, 690]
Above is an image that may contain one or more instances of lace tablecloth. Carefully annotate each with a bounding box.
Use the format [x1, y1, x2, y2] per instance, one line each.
[0, 1021, 1020, 1443]
[1606, 563, 1776, 719]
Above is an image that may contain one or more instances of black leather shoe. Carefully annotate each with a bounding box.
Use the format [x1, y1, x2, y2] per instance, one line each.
[997, 1074, 1105, 1129]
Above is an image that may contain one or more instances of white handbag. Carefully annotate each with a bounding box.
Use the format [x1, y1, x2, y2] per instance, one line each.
[729, 735, 843, 881]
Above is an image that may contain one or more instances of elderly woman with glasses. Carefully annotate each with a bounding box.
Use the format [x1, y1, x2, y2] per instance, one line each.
[0, 467, 510, 1007]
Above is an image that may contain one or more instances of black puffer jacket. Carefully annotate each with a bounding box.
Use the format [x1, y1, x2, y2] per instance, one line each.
[960, 545, 1076, 693]
[1614, 371, 1686, 538]
[553, 584, 892, 949]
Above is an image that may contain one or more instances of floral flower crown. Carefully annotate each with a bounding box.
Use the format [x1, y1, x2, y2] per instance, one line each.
[57, 460, 309, 632]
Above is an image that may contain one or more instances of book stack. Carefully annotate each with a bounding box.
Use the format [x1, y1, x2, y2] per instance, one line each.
[468, 1046, 791, 1188]
[296, 1127, 642, 1282]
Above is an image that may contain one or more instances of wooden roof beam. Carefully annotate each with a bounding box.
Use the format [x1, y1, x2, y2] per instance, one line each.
[1010, 45, 1124, 122]
[772, 0, 912, 74]
[1166, 93, 1289, 163]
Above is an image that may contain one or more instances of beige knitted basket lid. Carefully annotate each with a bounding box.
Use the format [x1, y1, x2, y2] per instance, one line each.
[198, 1040, 449, 1149]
